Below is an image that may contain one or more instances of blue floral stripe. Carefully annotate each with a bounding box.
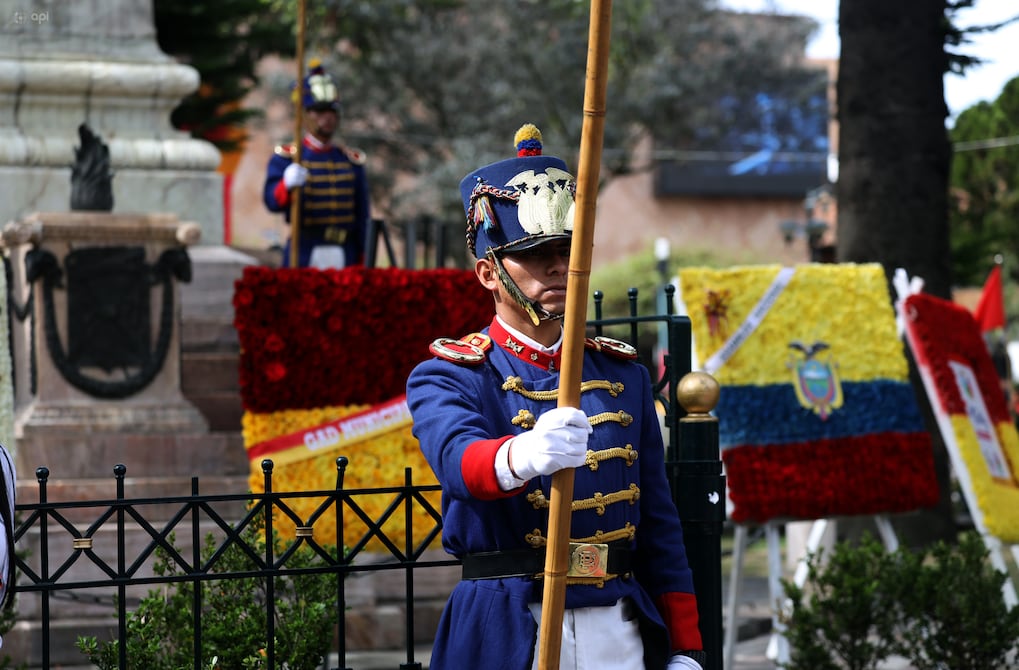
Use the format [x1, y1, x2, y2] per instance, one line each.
[717, 380, 925, 449]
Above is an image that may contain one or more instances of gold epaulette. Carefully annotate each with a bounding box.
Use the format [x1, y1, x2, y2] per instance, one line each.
[585, 336, 638, 361]
[429, 332, 492, 365]
[340, 144, 367, 165]
[273, 143, 296, 159]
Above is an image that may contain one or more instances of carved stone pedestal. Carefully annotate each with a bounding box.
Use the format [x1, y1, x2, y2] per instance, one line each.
[2, 211, 209, 476]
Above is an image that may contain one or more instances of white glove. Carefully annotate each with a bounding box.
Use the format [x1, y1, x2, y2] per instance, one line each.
[283, 163, 309, 189]
[667, 654, 703, 670]
[508, 407, 591, 481]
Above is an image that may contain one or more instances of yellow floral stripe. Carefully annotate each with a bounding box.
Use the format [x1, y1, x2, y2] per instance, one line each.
[679, 263, 908, 384]
[243, 407, 441, 552]
[502, 376, 624, 400]
[243, 405, 369, 445]
[949, 415, 1019, 542]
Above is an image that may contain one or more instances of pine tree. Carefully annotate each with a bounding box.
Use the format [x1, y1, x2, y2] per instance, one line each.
[153, 0, 295, 152]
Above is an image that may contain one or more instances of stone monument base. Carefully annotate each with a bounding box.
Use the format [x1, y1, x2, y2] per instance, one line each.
[1, 210, 208, 477]
[16, 399, 207, 435]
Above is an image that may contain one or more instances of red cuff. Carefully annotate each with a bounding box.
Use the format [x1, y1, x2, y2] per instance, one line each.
[655, 591, 703, 652]
[273, 179, 291, 206]
[461, 437, 518, 500]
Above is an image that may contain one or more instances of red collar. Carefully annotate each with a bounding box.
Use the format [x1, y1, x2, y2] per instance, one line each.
[302, 135, 333, 153]
[489, 319, 561, 372]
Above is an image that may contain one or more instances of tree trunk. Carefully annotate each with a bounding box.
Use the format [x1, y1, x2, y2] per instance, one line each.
[837, 0, 957, 545]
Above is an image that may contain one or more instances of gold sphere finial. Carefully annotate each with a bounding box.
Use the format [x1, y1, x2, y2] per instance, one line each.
[676, 371, 720, 415]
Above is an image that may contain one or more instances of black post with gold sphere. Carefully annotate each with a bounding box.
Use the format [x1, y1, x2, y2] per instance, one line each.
[676, 372, 725, 670]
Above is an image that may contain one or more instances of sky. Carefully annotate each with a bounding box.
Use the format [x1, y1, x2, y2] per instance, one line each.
[719, 0, 1019, 126]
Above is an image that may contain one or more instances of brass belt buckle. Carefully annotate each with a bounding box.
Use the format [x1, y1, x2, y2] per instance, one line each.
[567, 542, 609, 578]
[324, 227, 348, 244]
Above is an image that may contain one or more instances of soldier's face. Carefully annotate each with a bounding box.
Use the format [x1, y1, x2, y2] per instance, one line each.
[307, 108, 338, 140]
[499, 240, 571, 313]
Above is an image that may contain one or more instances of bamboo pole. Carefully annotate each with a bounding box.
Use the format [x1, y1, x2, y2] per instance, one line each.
[537, 1, 613, 668]
[288, 0, 307, 269]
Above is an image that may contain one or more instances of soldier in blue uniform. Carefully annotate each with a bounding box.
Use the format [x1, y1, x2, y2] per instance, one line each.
[263, 59, 370, 269]
[406, 124, 705, 670]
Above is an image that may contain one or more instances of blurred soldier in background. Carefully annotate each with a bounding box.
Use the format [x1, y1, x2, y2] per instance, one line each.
[263, 59, 370, 269]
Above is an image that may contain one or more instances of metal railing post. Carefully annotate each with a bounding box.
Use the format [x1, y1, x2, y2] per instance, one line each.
[401, 467, 422, 670]
[676, 372, 725, 670]
[335, 456, 353, 670]
[262, 460, 277, 670]
[115, 464, 127, 670]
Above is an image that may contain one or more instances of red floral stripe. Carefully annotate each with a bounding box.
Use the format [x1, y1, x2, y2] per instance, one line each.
[904, 293, 1010, 422]
[234, 266, 494, 412]
[724, 432, 939, 524]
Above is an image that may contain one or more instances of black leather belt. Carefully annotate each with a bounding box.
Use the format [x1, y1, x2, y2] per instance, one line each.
[461, 543, 633, 580]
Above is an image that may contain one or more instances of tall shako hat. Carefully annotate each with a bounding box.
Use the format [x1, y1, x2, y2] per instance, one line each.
[460, 124, 576, 259]
[298, 58, 340, 111]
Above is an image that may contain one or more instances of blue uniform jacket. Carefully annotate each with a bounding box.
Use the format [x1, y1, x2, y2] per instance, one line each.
[406, 318, 702, 670]
[263, 136, 369, 268]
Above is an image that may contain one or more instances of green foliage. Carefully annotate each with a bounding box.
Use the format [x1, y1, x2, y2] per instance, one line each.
[781, 534, 900, 670]
[945, 2, 1019, 77]
[948, 74, 1019, 336]
[590, 244, 760, 319]
[76, 524, 337, 670]
[153, 0, 295, 151]
[892, 532, 1019, 670]
[949, 76, 1019, 290]
[781, 531, 1019, 670]
[264, 0, 820, 225]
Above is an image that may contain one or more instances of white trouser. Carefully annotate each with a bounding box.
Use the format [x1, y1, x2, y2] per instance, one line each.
[529, 598, 644, 670]
[308, 245, 346, 269]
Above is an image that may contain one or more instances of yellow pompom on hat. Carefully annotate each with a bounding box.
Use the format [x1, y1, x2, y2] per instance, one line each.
[459, 123, 576, 257]
[294, 57, 339, 111]
[513, 123, 543, 156]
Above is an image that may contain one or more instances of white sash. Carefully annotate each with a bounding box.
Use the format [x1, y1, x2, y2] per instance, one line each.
[703, 266, 795, 375]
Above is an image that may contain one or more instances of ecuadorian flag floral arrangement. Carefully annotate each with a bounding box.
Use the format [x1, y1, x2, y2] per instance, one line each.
[679, 263, 939, 523]
[902, 291, 1019, 542]
[234, 266, 493, 550]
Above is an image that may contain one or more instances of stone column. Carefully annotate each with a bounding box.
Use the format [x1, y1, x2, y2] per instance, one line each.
[0, 0, 224, 244]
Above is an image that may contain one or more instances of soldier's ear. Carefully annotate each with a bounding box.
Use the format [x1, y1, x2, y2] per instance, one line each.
[476, 257, 499, 291]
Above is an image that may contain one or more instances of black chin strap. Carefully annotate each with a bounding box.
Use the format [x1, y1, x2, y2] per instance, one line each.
[488, 250, 564, 326]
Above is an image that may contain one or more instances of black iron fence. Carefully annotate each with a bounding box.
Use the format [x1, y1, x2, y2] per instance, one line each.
[10, 291, 723, 670]
[14, 459, 448, 670]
